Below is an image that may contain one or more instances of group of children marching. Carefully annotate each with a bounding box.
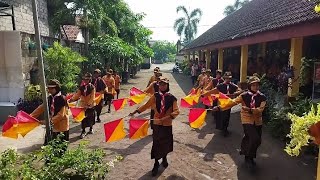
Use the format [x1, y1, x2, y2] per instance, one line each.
[194, 68, 267, 171]
[29, 65, 266, 176]
[30, 69, 122, 140]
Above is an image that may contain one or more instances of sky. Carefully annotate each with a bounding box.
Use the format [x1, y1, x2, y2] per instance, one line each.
[125, 0, 235, 43]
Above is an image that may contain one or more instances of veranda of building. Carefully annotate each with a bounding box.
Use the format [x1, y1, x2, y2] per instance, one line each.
[183, 0, 320, 97]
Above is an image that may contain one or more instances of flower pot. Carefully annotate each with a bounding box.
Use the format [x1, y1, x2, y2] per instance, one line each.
[308, 121, 320, 145]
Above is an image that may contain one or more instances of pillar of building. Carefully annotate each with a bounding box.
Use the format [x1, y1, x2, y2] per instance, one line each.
[205, 49, 211, 69]
[288, 37, 303, 97]
[240, 45, 249, 82]
[218, 48, 224, 71]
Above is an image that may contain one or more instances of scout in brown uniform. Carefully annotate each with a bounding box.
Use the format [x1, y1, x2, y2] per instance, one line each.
[31, 79, 69, 142]
[113, 71, 121, 99]
[130, 77, 180, 177]
[93, 69, 106, 123]
[202, 72, 242, 136]
[102, 69, 116, 113]
[147, 68, 160, 87]
[212, 76, 266, 170]
[144, 72, 162, 129]
[205, 70, 224, 119]
[196, 68, 207, 89]
[69, 73, 96, 139]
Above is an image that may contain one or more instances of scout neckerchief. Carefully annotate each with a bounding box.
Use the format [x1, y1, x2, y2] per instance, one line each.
[94, 77, 99, 87]
[159, 91, 169, 115]
[248, 90, 261, 108]
[50, 91, 61, 116]
[82, 82, 91, 96]
[224, 81, 230, 94]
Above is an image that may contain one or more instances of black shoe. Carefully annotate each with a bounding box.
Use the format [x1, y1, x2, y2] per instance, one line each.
[107, 109, 111, 113]
[96, 118, 101, 123]
[162, 158, 168, 168]
[151, 162, 159, 177]
[80, 132, 87, 139]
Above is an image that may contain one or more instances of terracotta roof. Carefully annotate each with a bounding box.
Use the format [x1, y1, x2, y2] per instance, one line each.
[185, 0, 320, 50]
[61, 25, 81, 41]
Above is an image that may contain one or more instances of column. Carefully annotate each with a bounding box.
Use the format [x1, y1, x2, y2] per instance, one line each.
[288, 37, 303, 97]
[187, 51, 190, 62]
[261, 42, 267, 58]
[192, 51, 196, 62]
[240, 45, 248, 82]
[205, 49, 211, 69]
[218, 48, 224, 70]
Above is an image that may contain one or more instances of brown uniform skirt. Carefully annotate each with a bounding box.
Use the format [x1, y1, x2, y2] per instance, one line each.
[151, 125, 173, 159]
[81, 108, 96, 129]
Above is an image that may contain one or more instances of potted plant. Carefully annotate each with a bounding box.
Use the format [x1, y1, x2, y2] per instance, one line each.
[285, 103, 320, 156]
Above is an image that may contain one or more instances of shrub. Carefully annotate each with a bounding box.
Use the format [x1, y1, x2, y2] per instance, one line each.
[44, 42, 86, 93]
[16, 84, 43, 114]
[0, 136, 122, 180]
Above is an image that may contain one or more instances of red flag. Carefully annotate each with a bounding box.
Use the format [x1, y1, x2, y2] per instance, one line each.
[128, 99, 136, 106]
[129, 119, 149, 139]
[130, 87, 144, 96]
[201, 95, 217, 106]
[218, 93, 235, 109]
[189, 108, 207, 128]
[113, 98, 127, 111]
[104, 119, 126, 142]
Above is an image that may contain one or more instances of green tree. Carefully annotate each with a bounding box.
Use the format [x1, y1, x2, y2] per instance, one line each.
[173, 6, 202, 44]
[44, 42, 86, 92]
[224, 0, 250, 16]
[151, 41, 176, 62]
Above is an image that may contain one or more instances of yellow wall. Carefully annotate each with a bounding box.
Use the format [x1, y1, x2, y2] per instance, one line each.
[218, 48, 224, 71]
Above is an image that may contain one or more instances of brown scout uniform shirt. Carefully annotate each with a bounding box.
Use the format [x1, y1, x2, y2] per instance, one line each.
[137, 93, 180, 126]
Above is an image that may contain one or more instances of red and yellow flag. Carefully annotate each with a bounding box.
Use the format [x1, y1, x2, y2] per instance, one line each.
[94, 93, 103, 105]
[130, 87, 144, 96]
[104, 119, 126, 142]
[188, 108, 207, 129]
[129, 94, 147, 105]
[113, 98, 127, 111]
[129, 119, 149, 139]
[201, 95, 217, 106]
[69, 107, 86, 122]
[218, 93, 235, 109]
[2, 111, 40, 139]
[180, 95, 196, 108]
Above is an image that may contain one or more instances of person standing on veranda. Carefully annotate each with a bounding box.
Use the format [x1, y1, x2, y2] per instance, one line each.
[191, 63, 198, 86]
[196, 68, 207, 90]
[129, 77, 179, 177]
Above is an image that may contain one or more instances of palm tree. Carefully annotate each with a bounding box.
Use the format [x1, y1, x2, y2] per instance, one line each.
[173, 6, 202, 44]
[224, 0, 250, 16]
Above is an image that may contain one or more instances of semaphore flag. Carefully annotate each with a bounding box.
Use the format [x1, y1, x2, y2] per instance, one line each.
[129, 119, 149, 139]
[104, 119, 126, 142]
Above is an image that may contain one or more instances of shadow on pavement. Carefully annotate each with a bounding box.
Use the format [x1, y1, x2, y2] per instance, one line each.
[170, 73, 193, 95]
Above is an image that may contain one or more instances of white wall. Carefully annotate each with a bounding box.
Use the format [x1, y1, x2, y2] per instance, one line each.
[0, 31, 24, 103]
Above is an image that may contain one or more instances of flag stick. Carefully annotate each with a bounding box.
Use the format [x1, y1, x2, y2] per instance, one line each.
[31, 0, 51, 142]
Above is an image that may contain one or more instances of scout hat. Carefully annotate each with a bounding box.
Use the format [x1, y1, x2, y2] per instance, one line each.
[159, 77, 169, 84]
[201, 68, 206, 73]
[94, 69, 101, 74]
[154, 68, 160, 73]
[223, 71, 232, 79]
[82, 72, 92, 80]
[216, 69, 223, 74]
[206, 69, 211, 73]
[107, 69, 113, 74]
[47, 79, 61, 88]
[248, 76, 260, 84]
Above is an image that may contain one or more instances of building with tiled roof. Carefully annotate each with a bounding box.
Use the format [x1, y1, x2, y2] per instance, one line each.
[183, 0, 320, 98]
[60, 25, 84, 43]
